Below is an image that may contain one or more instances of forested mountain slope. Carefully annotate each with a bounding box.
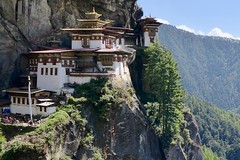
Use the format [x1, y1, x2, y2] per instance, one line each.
[185, 95, 240, 159]
[158, 24, 240, 109]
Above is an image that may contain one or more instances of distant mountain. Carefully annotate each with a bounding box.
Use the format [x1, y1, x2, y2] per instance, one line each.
[158, 24, 240, 109]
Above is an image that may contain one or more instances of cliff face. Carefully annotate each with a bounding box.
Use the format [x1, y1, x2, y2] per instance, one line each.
[165, 112, 203, 160]
[0, 0, 142, 89]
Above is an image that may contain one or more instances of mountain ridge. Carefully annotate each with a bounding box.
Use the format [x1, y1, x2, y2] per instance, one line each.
[158, 24, 240, 109]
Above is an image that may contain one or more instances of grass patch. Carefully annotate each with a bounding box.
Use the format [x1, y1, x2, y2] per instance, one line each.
[0, 124, 35, 141]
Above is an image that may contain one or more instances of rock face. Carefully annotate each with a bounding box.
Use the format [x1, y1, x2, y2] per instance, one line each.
[78, 101, 165, 160]
[164, 112, 203, 160]
[0, 0, 143, 90]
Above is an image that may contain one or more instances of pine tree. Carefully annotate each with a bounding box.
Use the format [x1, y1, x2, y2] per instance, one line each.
[144, 43, 184, 145]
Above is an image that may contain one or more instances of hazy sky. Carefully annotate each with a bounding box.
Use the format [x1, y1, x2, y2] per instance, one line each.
[137, 0, 240, 39]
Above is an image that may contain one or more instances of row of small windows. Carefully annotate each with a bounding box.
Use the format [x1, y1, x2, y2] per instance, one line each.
[73, 36, 102, 40]
[62, 60, 74, 66]
[12, 97, 35, 105]
[12, 97, 47, 112]
[101, 56, 113, 66]
[30, 59, 38, 64]
[29, 67, 37, 72]
[41, 68, 58, 75]
[40, 58, 59, 65]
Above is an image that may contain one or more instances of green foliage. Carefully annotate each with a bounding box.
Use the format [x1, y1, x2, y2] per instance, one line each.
[202, 145, 220, 160]
[185, 95, 240, 159]
[90, 148, 104, 160]
[1, 141, 45, 160]
[80, 132, 94, 148]
[0, 124, 35, 141]
[0, 107, 88, 159]
[60, 104, 87, 127]
[74, 78, 118, 120]
[144, 43, 185, 146]
[34, 110, 70, 134]
[0, 124, 35, 156]
[0, 128, 5, 155]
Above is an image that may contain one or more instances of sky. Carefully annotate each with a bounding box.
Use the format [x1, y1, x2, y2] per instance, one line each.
[137, 0, 240, 40]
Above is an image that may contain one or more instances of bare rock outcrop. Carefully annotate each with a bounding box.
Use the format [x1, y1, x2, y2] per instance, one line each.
[164, 112, 203, 160]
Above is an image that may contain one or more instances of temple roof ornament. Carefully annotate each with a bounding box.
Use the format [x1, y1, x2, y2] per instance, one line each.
[85, 7, 102, 19]
[76, 7, 112, 28]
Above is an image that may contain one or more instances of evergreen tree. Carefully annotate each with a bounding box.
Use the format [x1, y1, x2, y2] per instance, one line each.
[144, 43, 184, 145]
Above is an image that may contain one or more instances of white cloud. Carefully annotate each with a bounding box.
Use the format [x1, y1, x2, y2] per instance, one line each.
[208, 28, 234, 38]
[156, 18, 170, 24]
[155, 18, 240, 40]
[175, 25, 240, 40]
[176, 25, 195, 33]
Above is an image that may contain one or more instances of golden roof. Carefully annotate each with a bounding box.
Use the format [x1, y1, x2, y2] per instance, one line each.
[85, 7, 102, 19]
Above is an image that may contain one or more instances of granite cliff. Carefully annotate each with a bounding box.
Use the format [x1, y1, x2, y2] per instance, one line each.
[0, 0, 203, 159]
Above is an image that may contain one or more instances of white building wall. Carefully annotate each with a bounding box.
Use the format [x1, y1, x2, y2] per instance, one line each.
[10, 104, 56, 116]
[144, 31, 150, 47]
[72, 40, 82, 49]
[10, 104, 38, 115]
[119, 61, 124, 75]
[154, 31, 159, 43]
[37, 107, 56, 116]
[37, 63, 67, 94]
[90, 40, 104, 48]
[121, 38, 125, 45]
[112, 61, 120, 75]
[97, 61, 103, 72]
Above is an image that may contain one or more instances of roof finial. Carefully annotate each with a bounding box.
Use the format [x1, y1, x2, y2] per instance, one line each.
[93, 7, 95, 13]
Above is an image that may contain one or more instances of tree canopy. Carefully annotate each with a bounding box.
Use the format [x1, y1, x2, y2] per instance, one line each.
[144, 43, 184, 145]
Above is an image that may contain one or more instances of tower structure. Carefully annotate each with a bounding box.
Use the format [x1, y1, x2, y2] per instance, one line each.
[138, 17, 162, 47]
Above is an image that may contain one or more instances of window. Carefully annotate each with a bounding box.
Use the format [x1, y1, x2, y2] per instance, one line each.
[82, 37, 90, 48]
[55, 68, 58, 75]
[13, 97, 16, 104]
[106, 38, 113, 49]
[52, 59, 56, 65]
[40, 107, 42, 112]
[41, 68, 44, 75]
[50, 68, 53, 75]
[101, 56, 113, 66]
[45, 68, 48, 75]
[44, 107, 47, 112]
[32, 99, 34, 105]
[22, 98, 25, 105]
[66, 68, 70, 75]
[17, 97, 21, 104]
